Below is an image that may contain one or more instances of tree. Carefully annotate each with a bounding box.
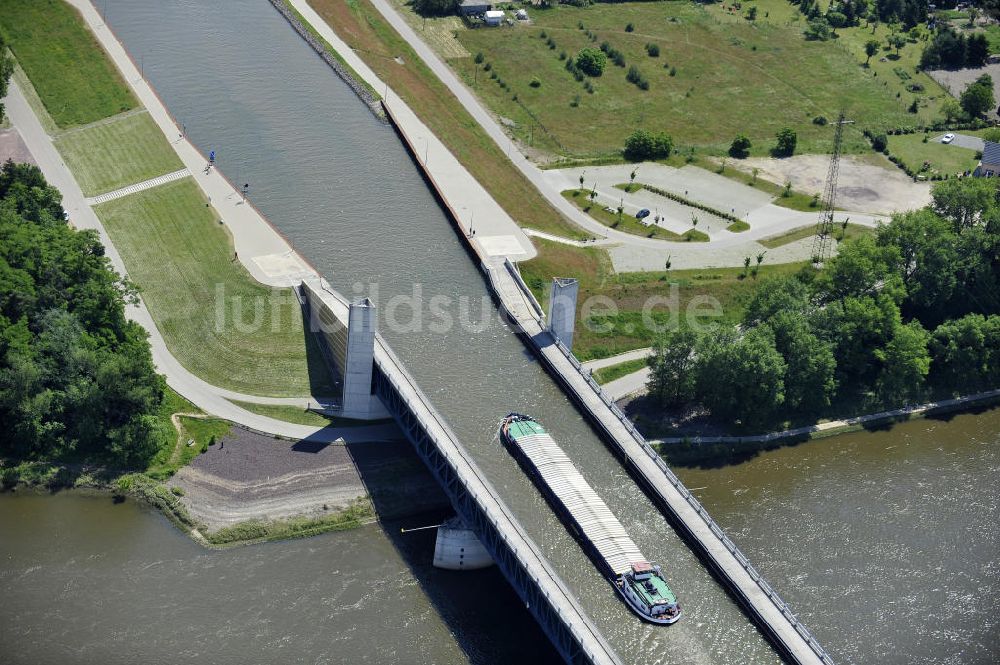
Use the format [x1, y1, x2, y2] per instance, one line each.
[960, 74, 995, 118]
[743, 277, 811, 326]
[729, 134, 752, 158]
[0, 160, 165, 468]
[888, 31, 906, 55]
[623, 129, 672, 161]
[981, 127, 1000, 144]
[966, 33, 990, 68]
[694, 327, 786, 428]
[827, 11, 848, 30]
[876, 320, 930, 403]
[647, 328, 699, 406]
[773, 128, 797, 157]
[575, 48, 607, 77]
[940, 98, 964, 123]
[768, 312, 838, 414]
[865, 39, 881, 65]
[804, 17, 833, 40]
[412, 0, 457, 16]
[931, 176, 998, 234]
[929, 314, 1000, 392]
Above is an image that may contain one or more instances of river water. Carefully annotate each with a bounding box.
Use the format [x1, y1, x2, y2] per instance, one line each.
[3, 1, 996, 663]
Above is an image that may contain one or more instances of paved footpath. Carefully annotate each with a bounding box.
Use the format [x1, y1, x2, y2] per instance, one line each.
[4, 11, 389, 443]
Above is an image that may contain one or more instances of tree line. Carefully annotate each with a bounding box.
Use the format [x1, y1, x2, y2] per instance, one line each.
[647, 176, 1000, 431]
[0, 161, 167, 468]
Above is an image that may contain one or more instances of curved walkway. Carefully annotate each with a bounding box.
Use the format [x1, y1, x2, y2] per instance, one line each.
[5, 38, 376, 443]
[351, 0, 885, 269]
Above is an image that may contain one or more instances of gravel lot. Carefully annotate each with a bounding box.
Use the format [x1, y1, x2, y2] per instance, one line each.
[0, 128, 35, 165]
[170, 425, 447, 530]
[738, 154, 932, 215]
[928, 65, 1000, 120]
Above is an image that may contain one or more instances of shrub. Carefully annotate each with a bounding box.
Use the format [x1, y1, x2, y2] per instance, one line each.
[530, 77, 541, 88]
[559, 50, 567, 60]
[575, 48, 607, 77]
[773, 128, 797, 157]
[669, 66, 677, 76]
[624, 129, 673, 161]
[625, 23, 634, 32]
[871, 132, 888, 152]
[813, 115, 828, 125]
[729, 134, 752, 158]
[474, 52, 484, 64]
[170, 486, 185, 496]
[646, 43, 660, 57]
[613, 51, 626, 67]
[484, 62, 492, 71]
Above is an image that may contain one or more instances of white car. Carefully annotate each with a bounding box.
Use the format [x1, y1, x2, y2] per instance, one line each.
[941, 133, 956, 144]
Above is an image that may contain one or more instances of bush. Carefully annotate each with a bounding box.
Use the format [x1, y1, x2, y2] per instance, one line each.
[170, 486, 185, 496]
[412, 0, 458, 17]
[529, 77, 541, 88]
[646, 43, 660, 57]
[575, 48, 607, 77]
[773, 128, 797, 157]
[613, 51, 626, 67]
[624, 129, 673, 161]
[474, 52, 484, 64]
[625, 23, 634, 32]
[626, 65, 649, 89]
[813, 115, 828, 125]
[669, 66, 677, 76]
[729, 134, 752, 158]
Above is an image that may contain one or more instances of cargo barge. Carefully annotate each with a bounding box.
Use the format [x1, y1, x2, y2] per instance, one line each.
[499, 413, 681, 624]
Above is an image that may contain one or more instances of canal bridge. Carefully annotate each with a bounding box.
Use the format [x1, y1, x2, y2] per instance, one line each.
[301, 277, 832, 665]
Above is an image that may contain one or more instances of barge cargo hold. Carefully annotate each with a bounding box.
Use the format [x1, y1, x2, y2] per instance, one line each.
[499, 413, 681, 625]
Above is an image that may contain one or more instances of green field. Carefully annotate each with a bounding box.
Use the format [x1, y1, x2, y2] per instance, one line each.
[0, 0, 136, 128]
[593, 357, 647, 384]
[759, 222, 874, 249]
[519, 238, 808, 359]
[887, 133, 980, 177]
[448, 0, 921, 159]
[95, 178, 333, 397]
[54, 111, 183, 196]
[230, 400, 394, 427]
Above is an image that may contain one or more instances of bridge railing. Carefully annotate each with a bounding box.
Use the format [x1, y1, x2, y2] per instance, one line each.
[371, 333, 621, 665]
[547, 336, 836, 665]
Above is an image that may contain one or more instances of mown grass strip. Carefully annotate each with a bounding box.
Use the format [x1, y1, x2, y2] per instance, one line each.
[307, 0, 587, 240]
[593, 357, 647, 385]
[54, 111, 183, 196]
[0, 0, 136, 128]
[95, 178, 333, 397]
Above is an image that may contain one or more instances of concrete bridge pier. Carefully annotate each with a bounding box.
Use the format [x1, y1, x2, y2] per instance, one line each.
[548, 278, 579, 350]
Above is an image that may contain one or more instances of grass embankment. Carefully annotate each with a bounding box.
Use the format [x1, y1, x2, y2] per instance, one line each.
[447, 0, 919, 159]
[95, 178, 333, 397]
[886, 133, 979, 178]
[593, 358, 647, 385]
[202, 497, 375, 546]
[307, 0, 586, 240]
[229, 400, 394, 428]
[759, 222, 875, 249]
[53, 111, 183, 196]
[519, 238, 807, 359]
[0, 0, 136, 128]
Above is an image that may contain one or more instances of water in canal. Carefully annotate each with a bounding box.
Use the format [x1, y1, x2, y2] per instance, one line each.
[5, 1, 995, 663]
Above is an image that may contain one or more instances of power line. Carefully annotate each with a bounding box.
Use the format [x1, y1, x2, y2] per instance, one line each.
[811, 111, 853, 265]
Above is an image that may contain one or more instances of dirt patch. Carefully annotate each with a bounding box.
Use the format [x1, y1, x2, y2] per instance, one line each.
[928, 65, 1000, 121]
[0, 128, 35, 165]
[170, 426, 448, 530]
[737, 154, 932, 215]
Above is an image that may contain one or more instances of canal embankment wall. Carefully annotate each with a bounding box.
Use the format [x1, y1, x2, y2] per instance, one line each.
[376, 47, 834, 665]
[268, 0, 386, 120]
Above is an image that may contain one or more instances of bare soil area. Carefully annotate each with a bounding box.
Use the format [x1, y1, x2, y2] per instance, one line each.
[170, 426, 447, 530]
[0, 128, 35, 165]
[737, 154, 932, 215]
[928, 65, 1000, 121]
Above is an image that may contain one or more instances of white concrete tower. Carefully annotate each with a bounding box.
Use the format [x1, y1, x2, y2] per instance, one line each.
[343, 297, 377, 418]
[548, 277, 579, 350]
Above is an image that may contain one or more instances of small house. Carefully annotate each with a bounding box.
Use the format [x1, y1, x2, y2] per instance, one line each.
[484, 9, 505, 25]
[973, 140, 1000, 177]
[459, 0, 491, 15]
